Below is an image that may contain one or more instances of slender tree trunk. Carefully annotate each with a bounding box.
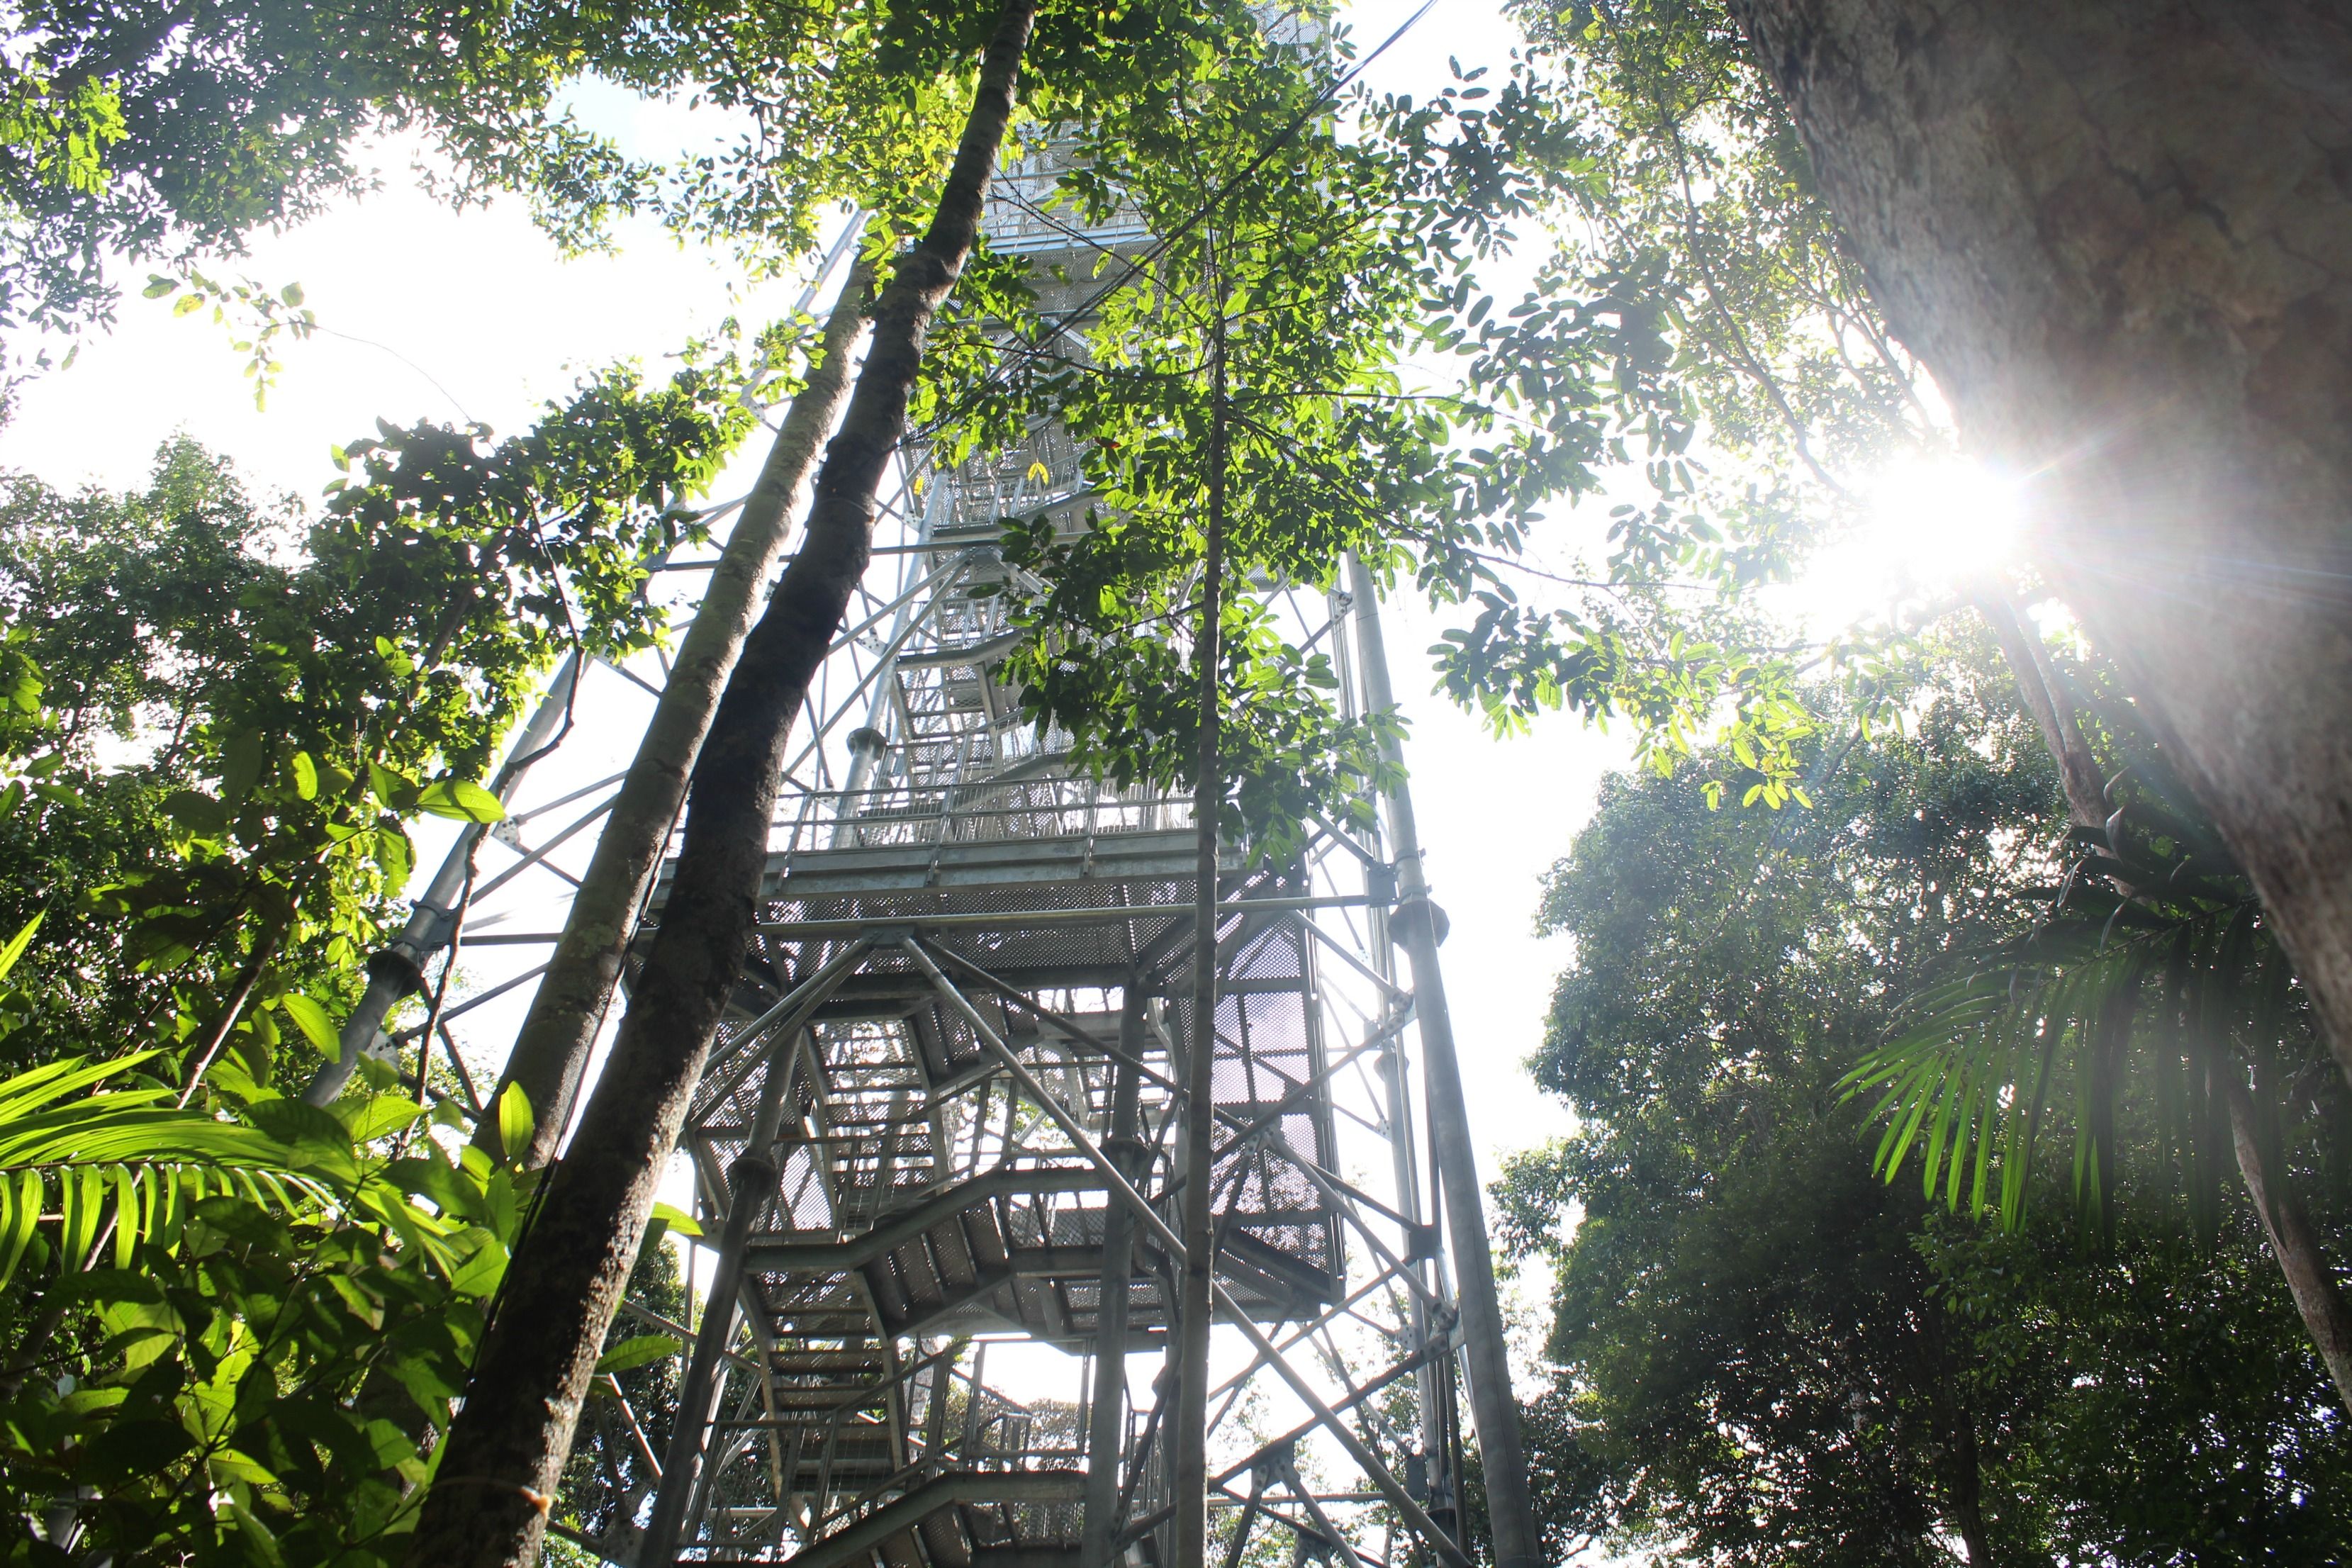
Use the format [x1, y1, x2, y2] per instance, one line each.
[1175, 281, 1228, 1568]
[1976, 593, 2106, 834]
[478, 242, 878, 1165]
[1730, 0, 2352, 1081]
[2222, 1072, 2352, 1414]
[1908, 1285, 2025, 1568]
[404, 7, 1036, 1562]
[1917, 1317, 1995, 1568]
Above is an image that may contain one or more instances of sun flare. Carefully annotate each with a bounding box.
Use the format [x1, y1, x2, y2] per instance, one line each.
[1794, 455, 2026, 628]
[1866, 454, 2025, 587]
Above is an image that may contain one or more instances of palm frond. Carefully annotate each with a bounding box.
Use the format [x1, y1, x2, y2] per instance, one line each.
[0, 1052, 361, 1286]
[1844, 871, 2274, 1231]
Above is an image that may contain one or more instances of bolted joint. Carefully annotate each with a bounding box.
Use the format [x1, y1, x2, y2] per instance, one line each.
[1100, 1133, 1148, 1185]
[724, 1153, 780, 1199]
[1389, 895, 1450, 948]
[364, 944, 429, 999]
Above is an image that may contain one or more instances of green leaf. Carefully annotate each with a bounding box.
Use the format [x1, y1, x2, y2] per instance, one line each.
[325, 1272, 385, 1329]
[161, 789, 229, 835]
[367, 762, 417, 809]
[447, 1232, 509, 1298]
[290, 750, 320, 800]
[649, 1200, 702, 1238]
[220, 729, 266, 803]
[279, 995, 340, 1059]
[0, 912, 41, 984]
[594, 1333, 685, 1377]
[143, 274, 180, 298]
[362, 1416, 417, 1470]
[0, 1170, 40, 1289]
[495, 1082, 532, 1162]
[415, 778, 505, 823]
[209, 1448, 279, 1487]
[225, 1496, 286, 1567]
[335, 1094, 425, 1146]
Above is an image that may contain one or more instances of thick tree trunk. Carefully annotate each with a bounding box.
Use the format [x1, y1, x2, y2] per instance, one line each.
[1730, 0, 2352, 1082]
[2222, 1073, 2352, 1414]
[478, 242, 877, 1166]
[404, 6, 1036, 1561]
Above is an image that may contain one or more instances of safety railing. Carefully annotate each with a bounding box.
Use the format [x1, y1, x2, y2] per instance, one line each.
[790, 1348, 1085, 1549]
[772, 778, 1194, 858]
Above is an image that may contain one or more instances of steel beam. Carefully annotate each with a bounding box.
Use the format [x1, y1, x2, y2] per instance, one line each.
[741, 1165, 1102, 1272]
[900, 936, 1469, 1568]
[1080, 985, 1146, 1565]
[774, 1469, 1086, 1568]
[642, 941, 876, 1563]
[1346, 552, 1536, 1568]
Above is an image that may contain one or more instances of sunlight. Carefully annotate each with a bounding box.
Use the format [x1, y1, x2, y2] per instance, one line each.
[1866, 454, 2026, 587]
[1793, 454, 2026, 629]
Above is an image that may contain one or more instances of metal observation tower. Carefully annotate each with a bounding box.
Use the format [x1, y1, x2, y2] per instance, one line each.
[612, 142, 1536, 1568]
[358, 114, 1534, 1568]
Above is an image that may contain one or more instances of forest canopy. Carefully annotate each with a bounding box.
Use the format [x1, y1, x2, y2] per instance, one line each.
[0, 0, 2347, 1565]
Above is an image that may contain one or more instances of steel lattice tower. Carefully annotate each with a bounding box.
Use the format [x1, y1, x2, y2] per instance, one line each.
[349, 106, 1534, 1568]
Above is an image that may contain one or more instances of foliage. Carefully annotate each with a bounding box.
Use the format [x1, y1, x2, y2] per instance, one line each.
[1928, 1221, 2352, 1566]
[1359, 0, 1963, 801]
[1848, 669, 2348, 1239]
[0, 379, 742, 1552]
[0, 0, 1187, 403]
[0, 1054, 544, 1565]
[0, 0, 645, 339]
[973, 16, 1600, 852]
[138, 272, 316, 410]
[0, 367, 744, 1088]
[636, 0, 1297, 269]
[958, 0, 1923, 831]
[550, 1235, 689, 1558]
[1498, 632, 2352, 1565]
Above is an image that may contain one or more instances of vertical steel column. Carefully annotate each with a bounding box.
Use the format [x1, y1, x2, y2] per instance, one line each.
[1082, 984, 1148, 1565]
[303, 651, 583, 1106]
[1341, 572, 1457, 1538]
[1379, 1034, 1456, 1536]
[1343, 554, 1539, 1568]
[827, 505, 938, 849]
[641, 1026, 802, 1562]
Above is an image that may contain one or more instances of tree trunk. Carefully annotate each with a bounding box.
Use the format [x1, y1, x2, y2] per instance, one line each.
[1924, 1362, 1995, 1567]
[1730, 0, 2352, 1082]
[1908, 1270, 2005, 1568]
[1976, 593, 2107, 834]
[404, 5, 1036, 1561]
[1174, 281, 1228, 1568]
[478, 241, 877, 1166]
[2222, 1071, 2352, 1414]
